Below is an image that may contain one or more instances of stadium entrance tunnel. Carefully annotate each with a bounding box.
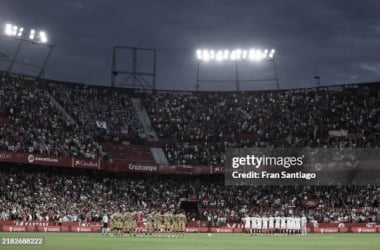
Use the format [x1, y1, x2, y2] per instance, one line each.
[180, 200, 199, 219]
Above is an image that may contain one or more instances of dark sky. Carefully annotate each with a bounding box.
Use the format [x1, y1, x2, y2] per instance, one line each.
[1, 0, 380, 90]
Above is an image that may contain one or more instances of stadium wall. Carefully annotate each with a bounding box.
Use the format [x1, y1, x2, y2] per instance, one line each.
[1, 151, 379, 175]
[0, 222, 379, 233]
[0, 151, 224, 174]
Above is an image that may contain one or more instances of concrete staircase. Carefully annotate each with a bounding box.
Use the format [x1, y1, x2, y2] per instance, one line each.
[131, 98, 169, 165]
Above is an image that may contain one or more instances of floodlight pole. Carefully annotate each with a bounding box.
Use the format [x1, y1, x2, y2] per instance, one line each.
[37, 44, 54, 78]
[132, 48, 137, 86]
[152, 50, 157, 90]
[235, 61, 240, 91]
[111, 47, 116, 86]
[314, 76, 321, 86]
[196, 61, 200, 91]
[7, 39, 23, 73]
[272, 57, 280, 90]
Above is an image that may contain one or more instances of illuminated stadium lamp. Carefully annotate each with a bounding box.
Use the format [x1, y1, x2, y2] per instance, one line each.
[242, 50, 248, 60]
[12, 25, 18, 36]
[17, 27, 23, 37]
[4, 23, 49, 44]
[209, 50, 215, 60]
[196, 49, 202, 60]
[195, 47, 279, 91]
[197, 48, 275, 62]
[235, 49, 242, 61]
[230, 50, 236, 61]
[29, 29, 35, 40]
[223, 50, 229, 60]
[215, 50, 223, 61]
[202, 49, 210, 61]
[4, 23, 12, 35]
[269, 49, 275, 59]
[4, 24, 24, 37]
[264, 49, 268, 58]
[39, 31, 47, 43]
[248, 49, 255, 60]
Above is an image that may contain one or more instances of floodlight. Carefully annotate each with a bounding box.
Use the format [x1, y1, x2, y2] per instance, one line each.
[269, 49, 275, 58]
[39, 31, 47, 43]
[3, 23, 49, 44]
[5, 23, 12, 36]
[242, 50, 248, 60]
[202, 50, 209, 61]
[196, 48, 275, 62]
[209, 50, 215, 60]
[230, 50, 236, 61]
[216, 51, 223, 61]
[29, 29, 35, 40]
[195, 47, 279, 91]
[196, 49, 202, 60]
[248, 49, 255, 61]
[223, 50, 229, 60]
[263, 49, 268, 59]
[17, 27, 24, 37]
[12, 25, 18, 36]
[235, 49, 242, 60]
[255, 49, 262, 61]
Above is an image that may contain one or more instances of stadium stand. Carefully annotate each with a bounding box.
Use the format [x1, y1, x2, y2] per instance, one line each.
[46, 82, 144, 141]
[0, 74, 103, 158]
[0, 166, 378, 224]
[143, 86, 380, 165]
[0, 72, 379, 227]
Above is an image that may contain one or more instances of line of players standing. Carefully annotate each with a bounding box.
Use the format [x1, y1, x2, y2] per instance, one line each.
[107, 210, 187, 237]
[243, 215, 308, 235]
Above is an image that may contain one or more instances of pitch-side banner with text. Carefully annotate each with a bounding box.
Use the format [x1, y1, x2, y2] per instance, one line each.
[225, 148, 380, 185]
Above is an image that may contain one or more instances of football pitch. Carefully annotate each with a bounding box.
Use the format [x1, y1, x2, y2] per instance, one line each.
[0, 233, 379, 250]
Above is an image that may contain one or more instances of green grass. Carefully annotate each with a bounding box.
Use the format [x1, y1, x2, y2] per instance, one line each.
[0, 233, 379, 250]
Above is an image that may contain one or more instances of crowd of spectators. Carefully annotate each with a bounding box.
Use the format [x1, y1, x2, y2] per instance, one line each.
[0, 166, 190, 223]
[0, 166, 378, 224]
[2, 72, 379, 166]
[0, 74, 103, 158]
[0, 74, 146, 159]
[47, 82, 144, 141]
[0, 73, 379, 225]
[198, 184, 379, 225]
[143, 86, 380, 165]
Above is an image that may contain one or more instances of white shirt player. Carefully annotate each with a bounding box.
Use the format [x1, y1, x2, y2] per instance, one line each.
[268, 216, 274, 229]
[290, 217, 296, 230]
[295, 217, 301, 230]
[244, 216, 251, 230]
[257, 216, 263, 230]
[246, 217, 251, 229]
[262, 216, 268, 229]
[275, 216, 281, 229]
[286, 217, 293, 230]
[252, 217, 257, 230]
[281, 216, 287, 229]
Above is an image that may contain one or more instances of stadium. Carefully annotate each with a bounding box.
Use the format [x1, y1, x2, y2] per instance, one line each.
[0, 1, 379, 250]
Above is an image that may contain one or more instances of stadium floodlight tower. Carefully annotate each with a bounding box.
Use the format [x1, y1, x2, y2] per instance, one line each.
[195, 48, 279, 91]
[1, 23, 54, 78]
